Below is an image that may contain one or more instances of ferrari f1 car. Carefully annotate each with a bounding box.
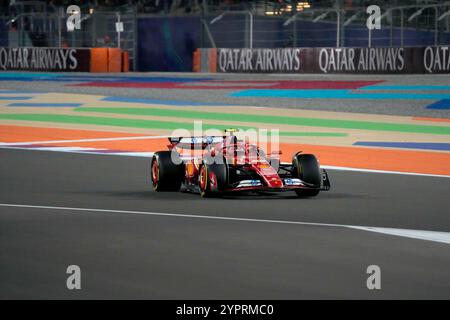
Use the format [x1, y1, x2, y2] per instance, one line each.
[150, 131, 330, 197]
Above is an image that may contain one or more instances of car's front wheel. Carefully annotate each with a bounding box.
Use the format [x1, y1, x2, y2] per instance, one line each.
[293, 153, 321, 197]
[198, 165, 212, 197]
[198, 158, 228, 198]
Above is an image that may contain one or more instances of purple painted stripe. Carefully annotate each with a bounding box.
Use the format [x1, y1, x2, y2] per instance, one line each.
[82, 149, 131, 153]
[354, 141, 450, 151]
[426, 100, 450, 110]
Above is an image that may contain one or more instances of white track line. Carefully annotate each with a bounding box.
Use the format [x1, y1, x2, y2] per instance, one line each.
[0, 146, 154, 157]
[0, 203, 449, 245]
[320, 165, 450, 179]
[0, 135, 170, 146]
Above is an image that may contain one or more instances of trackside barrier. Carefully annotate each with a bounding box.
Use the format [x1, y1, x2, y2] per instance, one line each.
[193, 48, 217, 73]
[90, 48, 108, 72]
[0, 47, 130, 72]
[194, 47, 450, 74]
[193, 49, 200, 72]
[107, 48, 122, 73]
[89, 48, 127, 73]
[122, 51, 130, 72]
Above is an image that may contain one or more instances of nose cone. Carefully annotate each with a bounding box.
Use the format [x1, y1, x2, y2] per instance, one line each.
[254, 163, 283, 188]
[266, 176, 283, 188]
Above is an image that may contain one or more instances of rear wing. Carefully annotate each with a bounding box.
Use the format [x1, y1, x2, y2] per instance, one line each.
[168, 136, 229, 149]
[168, 129, 240, 149]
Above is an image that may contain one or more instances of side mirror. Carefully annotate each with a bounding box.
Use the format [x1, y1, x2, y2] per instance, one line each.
[270, 150, 282, 156]
[269, 151, 281, 167]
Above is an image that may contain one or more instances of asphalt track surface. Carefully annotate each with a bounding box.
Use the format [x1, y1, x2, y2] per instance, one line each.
[1, 149, 449, 299]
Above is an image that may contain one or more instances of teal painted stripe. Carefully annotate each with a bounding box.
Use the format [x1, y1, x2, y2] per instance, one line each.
[360, 85, 450, 91]
[8, 103, 82, 107]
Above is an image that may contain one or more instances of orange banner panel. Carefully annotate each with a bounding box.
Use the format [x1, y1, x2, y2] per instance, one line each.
[108, 48, 122, 72]
[90, 48, 108, 72]
[122, 51, 130, 72]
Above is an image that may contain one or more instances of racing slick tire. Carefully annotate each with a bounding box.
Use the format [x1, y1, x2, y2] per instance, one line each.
[293, 153, 321, 197]
[151, 151, 184, 191]
[199, 158, 228, 198]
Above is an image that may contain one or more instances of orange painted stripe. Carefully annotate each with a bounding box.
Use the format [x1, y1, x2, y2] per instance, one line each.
[58, 140, 450, 175]
[0, 124, 168, 152]
[277, 143, 450, 176]
[412, 117, 450, 123]
[1, 125, 449, 176]
[0, 125, 144, 143]
[56, 139, 168, 152]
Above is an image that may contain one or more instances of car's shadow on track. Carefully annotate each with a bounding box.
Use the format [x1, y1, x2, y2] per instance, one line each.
[312, 192, 369, 199]
[90, 190, 302, 200]
[99, 190, 189, 201]
[86, 190, 368, 201]
[219, 192, 368, 200]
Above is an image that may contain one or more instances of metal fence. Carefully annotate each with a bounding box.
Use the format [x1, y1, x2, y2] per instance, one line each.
[3, 2, 450, 73]
[203, 2, 450, 48]
[0, 9, 137, 70]
[4, 3, 449, 51]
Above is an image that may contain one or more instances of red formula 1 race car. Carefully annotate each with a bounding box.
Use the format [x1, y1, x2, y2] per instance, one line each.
[150, 131, 330, 198]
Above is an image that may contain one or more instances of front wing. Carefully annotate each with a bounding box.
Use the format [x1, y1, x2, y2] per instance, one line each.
[223, 169, 331, 193]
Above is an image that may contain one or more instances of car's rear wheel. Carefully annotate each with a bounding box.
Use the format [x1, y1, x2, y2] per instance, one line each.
[293, 153, 321, 197]
[151, 151, 184, 191]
